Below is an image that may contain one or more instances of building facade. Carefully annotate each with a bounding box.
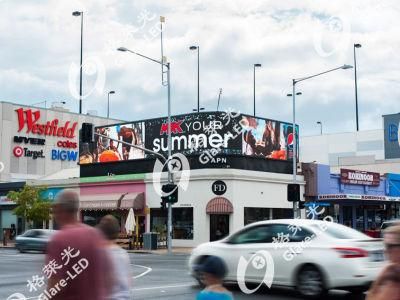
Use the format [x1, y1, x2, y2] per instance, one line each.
[0, 101, 123, 240]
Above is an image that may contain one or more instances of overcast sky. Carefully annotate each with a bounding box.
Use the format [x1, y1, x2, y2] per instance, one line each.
[1, 0, 399, 136]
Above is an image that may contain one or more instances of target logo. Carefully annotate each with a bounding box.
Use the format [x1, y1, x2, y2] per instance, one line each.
[13, 146, 24, 157]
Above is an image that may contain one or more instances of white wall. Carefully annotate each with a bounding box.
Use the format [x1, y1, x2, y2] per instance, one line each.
[145, 169, 304, 247]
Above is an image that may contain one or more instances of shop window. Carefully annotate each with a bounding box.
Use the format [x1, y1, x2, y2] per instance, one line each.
[244, 207, 270, 226]
[356, 207, 364, 231]
[272, 208, 293, 219]
[150, 208, 193, 240]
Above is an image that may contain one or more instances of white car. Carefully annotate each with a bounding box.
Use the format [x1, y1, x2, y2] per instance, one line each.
[189, 219, 385, 298]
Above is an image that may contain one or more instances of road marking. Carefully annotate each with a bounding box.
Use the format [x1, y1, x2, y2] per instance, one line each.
[131, 282, 195, 291]
[132, 264, 152, 279]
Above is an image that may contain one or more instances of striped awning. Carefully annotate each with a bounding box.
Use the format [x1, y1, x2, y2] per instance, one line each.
[79, 192, 145, 210]
[206, 197, 233, 214]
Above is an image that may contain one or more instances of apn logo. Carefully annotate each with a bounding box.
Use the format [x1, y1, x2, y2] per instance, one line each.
[160, 120, 184, 135]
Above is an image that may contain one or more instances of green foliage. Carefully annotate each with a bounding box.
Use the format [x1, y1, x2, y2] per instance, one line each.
[7, 185, 51, 225]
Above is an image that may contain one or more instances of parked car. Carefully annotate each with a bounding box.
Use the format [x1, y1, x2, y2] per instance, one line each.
[189, 219, 385, 298]
[15, 229, 56, 253]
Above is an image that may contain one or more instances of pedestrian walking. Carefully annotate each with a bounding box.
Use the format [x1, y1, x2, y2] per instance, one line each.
[97, 215, 132, 300]
[44, 190, 112, 300]
[196, 256, 233, 300]
[366, 225, 400, 300]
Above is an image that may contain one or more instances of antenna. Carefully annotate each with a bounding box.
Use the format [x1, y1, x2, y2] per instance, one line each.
[217, 88, 222, 111]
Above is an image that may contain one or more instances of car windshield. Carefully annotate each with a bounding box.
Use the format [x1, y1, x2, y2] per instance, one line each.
[310, 223, 369, 240]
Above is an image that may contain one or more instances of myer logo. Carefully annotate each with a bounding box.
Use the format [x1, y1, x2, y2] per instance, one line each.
[14, 136, 45, 145]
[15, 108, 78, 138]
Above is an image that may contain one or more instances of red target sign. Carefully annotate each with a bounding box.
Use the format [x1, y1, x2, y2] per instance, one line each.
[13, 146, 24, 157]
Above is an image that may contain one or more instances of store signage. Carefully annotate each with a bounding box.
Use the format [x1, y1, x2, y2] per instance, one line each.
[15, 108, 78, 138]
[57, 140, 78, 148]
[340, 169, 380, 186]
[212, 180, 227, 196]
[317, 194, 400, 201]
[13, 136, 46, 145]
[51, 149, 78, 161]
[384, 114, 400, 159]
[13, 146, 45, 159]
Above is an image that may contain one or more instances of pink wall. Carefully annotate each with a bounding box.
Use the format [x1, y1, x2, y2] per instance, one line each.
[79, 181, 146, 195]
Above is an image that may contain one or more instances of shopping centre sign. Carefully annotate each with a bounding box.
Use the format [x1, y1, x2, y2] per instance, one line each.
[340, 168, 380, 186]
[383, 113, 400, 159]
[15, 108, 78, 138]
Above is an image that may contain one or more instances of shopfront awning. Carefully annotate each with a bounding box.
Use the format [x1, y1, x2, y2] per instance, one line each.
[79, 193, 145, 210]
[206, 197, 233, 214]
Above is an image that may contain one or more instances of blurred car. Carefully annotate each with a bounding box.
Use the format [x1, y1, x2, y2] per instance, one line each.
[381, 219, 400, 232]
[189, 219, 385, 298]
[15, 229, 56, 253]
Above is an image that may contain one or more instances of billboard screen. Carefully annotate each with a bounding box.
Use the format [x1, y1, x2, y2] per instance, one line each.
[79, 112, 299, 165]
[384, 113, 400, 159]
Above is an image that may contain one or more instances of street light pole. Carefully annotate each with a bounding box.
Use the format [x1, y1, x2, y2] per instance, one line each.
[189, 46, 200, 112]
[317, 121, 322, 135]
[117, 47, 173, 254]
[354, 43, 362, 131]
[253, 64, 261, 117]
[291, 64, 353, 218]
[73, 11, 84, 114]
[107, 91, 115, 119]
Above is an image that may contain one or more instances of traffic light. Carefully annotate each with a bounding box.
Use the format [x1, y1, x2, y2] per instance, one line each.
[287, 183, 300, 202]
[161, 184, 178, 204]
[160, 201, 167, 210]
[81, 123, 94, 143]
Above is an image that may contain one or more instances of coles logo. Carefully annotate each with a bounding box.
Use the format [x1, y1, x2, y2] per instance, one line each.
[57, 140, 77, 149]
[15, 108, 78, 138]
[160, 120, 184, 135]
[13, 146, 24, 157]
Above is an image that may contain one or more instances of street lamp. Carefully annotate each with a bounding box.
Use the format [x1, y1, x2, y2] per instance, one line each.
[118, 46, 173, 253]
[192, 108, 205, 112]
[290, 64, 352, 218]
[317, 121, 322, 135]
[107, 91, 115, 119]
[189, 45, 200, 112]
[72, 11, 84, 114]
[253, 63, 262, 116]
[354, 43, 362, 131]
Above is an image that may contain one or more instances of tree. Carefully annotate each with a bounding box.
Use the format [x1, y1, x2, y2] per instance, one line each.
[7, 185, 51, 230]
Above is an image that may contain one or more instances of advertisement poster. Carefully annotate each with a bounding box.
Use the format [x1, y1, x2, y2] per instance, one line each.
[79, 112, 298, 164]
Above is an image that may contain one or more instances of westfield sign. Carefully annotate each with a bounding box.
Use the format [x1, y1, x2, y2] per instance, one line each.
[15, 108, 78, 138]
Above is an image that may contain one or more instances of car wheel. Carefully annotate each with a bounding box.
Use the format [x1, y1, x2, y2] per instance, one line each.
[296, 265, 326, 299]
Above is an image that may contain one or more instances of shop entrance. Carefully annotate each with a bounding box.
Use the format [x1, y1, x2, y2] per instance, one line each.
[210, 214, 229, 241]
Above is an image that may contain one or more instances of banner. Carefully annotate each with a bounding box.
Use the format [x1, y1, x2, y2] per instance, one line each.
[79, 112, 298, 165]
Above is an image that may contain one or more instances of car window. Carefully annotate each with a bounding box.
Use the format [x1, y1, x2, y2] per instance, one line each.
[310, 223, 368, 239]
[227, 224, 314, 244]
[227, 225, 273, 244]
[23, 230, 39, 238]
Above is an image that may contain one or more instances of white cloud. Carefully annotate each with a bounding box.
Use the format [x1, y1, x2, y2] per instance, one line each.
[0, 0, 399, 135]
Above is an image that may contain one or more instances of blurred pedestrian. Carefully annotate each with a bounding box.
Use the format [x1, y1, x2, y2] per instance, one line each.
[196, 256, 233, 300]
[366, 225, 400, 300]
[98, 215, 132, 300]
[45, 190, 112, 300]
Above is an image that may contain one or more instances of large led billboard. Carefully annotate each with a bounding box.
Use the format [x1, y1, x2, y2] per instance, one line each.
[79, 112, 299, 165]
